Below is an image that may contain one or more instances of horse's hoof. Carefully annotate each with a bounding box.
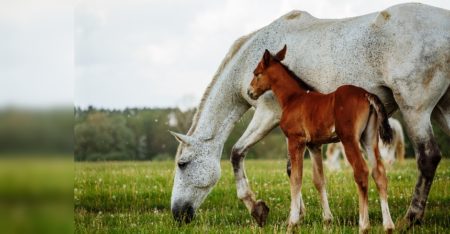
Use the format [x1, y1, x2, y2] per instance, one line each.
[396, 213, 423, 232]
[251, 200, 270, 227]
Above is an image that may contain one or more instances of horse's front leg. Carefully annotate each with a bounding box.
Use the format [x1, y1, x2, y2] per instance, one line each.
[230, 104, 279, 227]
[287, 138, 306, 231]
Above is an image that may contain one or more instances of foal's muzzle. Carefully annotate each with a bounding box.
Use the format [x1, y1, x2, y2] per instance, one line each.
[247, 89, 258, 100]
[172, 201, 195, 224]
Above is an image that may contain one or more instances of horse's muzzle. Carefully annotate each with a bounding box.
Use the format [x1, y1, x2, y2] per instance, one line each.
[172, 201, 195, 224]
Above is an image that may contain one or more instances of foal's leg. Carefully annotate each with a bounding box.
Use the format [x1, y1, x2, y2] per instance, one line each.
[361, 115, 394, 232]
[342, 140, 370, 233]
[308, 144, 333, 224]
[287, 138, 306, 230]
[286, 138, 306, 213]
[230, 104, 279, 226]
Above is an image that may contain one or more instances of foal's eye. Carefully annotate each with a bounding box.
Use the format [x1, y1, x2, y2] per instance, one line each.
[178, 161, 189, 170]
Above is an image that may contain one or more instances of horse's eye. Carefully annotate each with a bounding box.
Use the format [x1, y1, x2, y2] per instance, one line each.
[178, 161, 189, 170]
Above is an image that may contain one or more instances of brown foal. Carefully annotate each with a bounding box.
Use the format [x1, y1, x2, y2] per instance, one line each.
[247, 45, 395, 233]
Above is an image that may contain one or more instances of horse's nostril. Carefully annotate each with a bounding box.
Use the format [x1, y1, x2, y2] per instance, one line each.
[172, 202, 195, 224]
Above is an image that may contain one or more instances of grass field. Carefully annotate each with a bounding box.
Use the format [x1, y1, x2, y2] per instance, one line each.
[75, 159, 450, 233]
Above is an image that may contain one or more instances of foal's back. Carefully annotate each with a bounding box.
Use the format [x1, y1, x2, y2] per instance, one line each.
[281, 85, 371, 143]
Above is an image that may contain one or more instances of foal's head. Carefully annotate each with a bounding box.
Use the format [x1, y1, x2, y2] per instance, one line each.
[247, 45, 287, 100]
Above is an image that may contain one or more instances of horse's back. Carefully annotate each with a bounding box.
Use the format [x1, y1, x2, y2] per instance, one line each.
[380, 3, 450, 71]
[278, 3, 449, 88]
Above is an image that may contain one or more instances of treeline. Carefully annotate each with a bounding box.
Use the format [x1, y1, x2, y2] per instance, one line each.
[74, 107, 194, 161]
[74, 106, 288, 161]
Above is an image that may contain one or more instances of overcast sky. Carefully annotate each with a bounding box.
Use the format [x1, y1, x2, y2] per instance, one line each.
[1, 1, 449, 109]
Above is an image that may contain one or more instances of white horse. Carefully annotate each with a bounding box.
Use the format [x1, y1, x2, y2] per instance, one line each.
[325, 118, 405, 170]
[325, 142, 347, 171]
[170, 3, 449, 231]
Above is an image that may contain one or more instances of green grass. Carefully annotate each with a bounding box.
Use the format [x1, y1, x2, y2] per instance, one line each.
[75, 159, 450, 233]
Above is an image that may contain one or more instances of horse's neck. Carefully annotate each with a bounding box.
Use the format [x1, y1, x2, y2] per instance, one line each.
[270, 69, 306, 107]
[190, 78, 248, 144]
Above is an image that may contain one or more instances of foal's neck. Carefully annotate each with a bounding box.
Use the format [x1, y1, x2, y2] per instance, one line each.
[269, 65, 309, 107]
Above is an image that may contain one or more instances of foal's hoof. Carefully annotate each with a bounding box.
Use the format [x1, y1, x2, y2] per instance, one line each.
[359, 227, 370, 234]
[385, 227, 394, 234]
[251, 200, 269, 227]
[287, 223, 298, 233]
[323, 217, 333, 226]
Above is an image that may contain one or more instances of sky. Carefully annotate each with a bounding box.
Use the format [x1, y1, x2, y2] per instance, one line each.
[0, 0, 449, 109]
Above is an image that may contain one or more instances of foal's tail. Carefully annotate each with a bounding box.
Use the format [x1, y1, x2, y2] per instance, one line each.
[366, 93, 393, 144]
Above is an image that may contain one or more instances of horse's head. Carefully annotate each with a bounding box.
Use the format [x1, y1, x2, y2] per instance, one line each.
[169, 131, 222, 224]
[247, 45, 287, 100]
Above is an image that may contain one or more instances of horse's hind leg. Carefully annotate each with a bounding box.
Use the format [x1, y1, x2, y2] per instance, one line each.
[361, 114, 394, 232]
[389, 73, 447, 228]
[230, 103, 279, 227]
[287, 138, 306, 230]
[341, 139, 370, 233]
[308, 144, 333, 224]
[397, 110, 442, 227]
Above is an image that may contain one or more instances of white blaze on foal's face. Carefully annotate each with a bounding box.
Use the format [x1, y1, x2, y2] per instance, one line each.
[169, 131, 222, 223]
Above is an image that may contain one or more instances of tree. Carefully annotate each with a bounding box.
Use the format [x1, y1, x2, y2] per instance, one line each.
[74, 112, 136, 161]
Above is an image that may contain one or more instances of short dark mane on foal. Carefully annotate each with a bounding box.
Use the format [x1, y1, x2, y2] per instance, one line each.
[277, 60, 316, 92]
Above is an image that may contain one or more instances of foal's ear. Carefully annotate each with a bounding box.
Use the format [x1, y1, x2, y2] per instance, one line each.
[275, 45, 287, 61]
[263, 49, 271, 67]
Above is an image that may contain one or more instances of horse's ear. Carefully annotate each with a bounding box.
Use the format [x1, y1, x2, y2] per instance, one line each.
[263, 49, 271, 67]
[169, 131, 194, 145]
[275, 45, 287, 61]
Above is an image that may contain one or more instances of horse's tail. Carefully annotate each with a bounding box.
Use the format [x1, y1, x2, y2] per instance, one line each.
[366, 93, 393, 144]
